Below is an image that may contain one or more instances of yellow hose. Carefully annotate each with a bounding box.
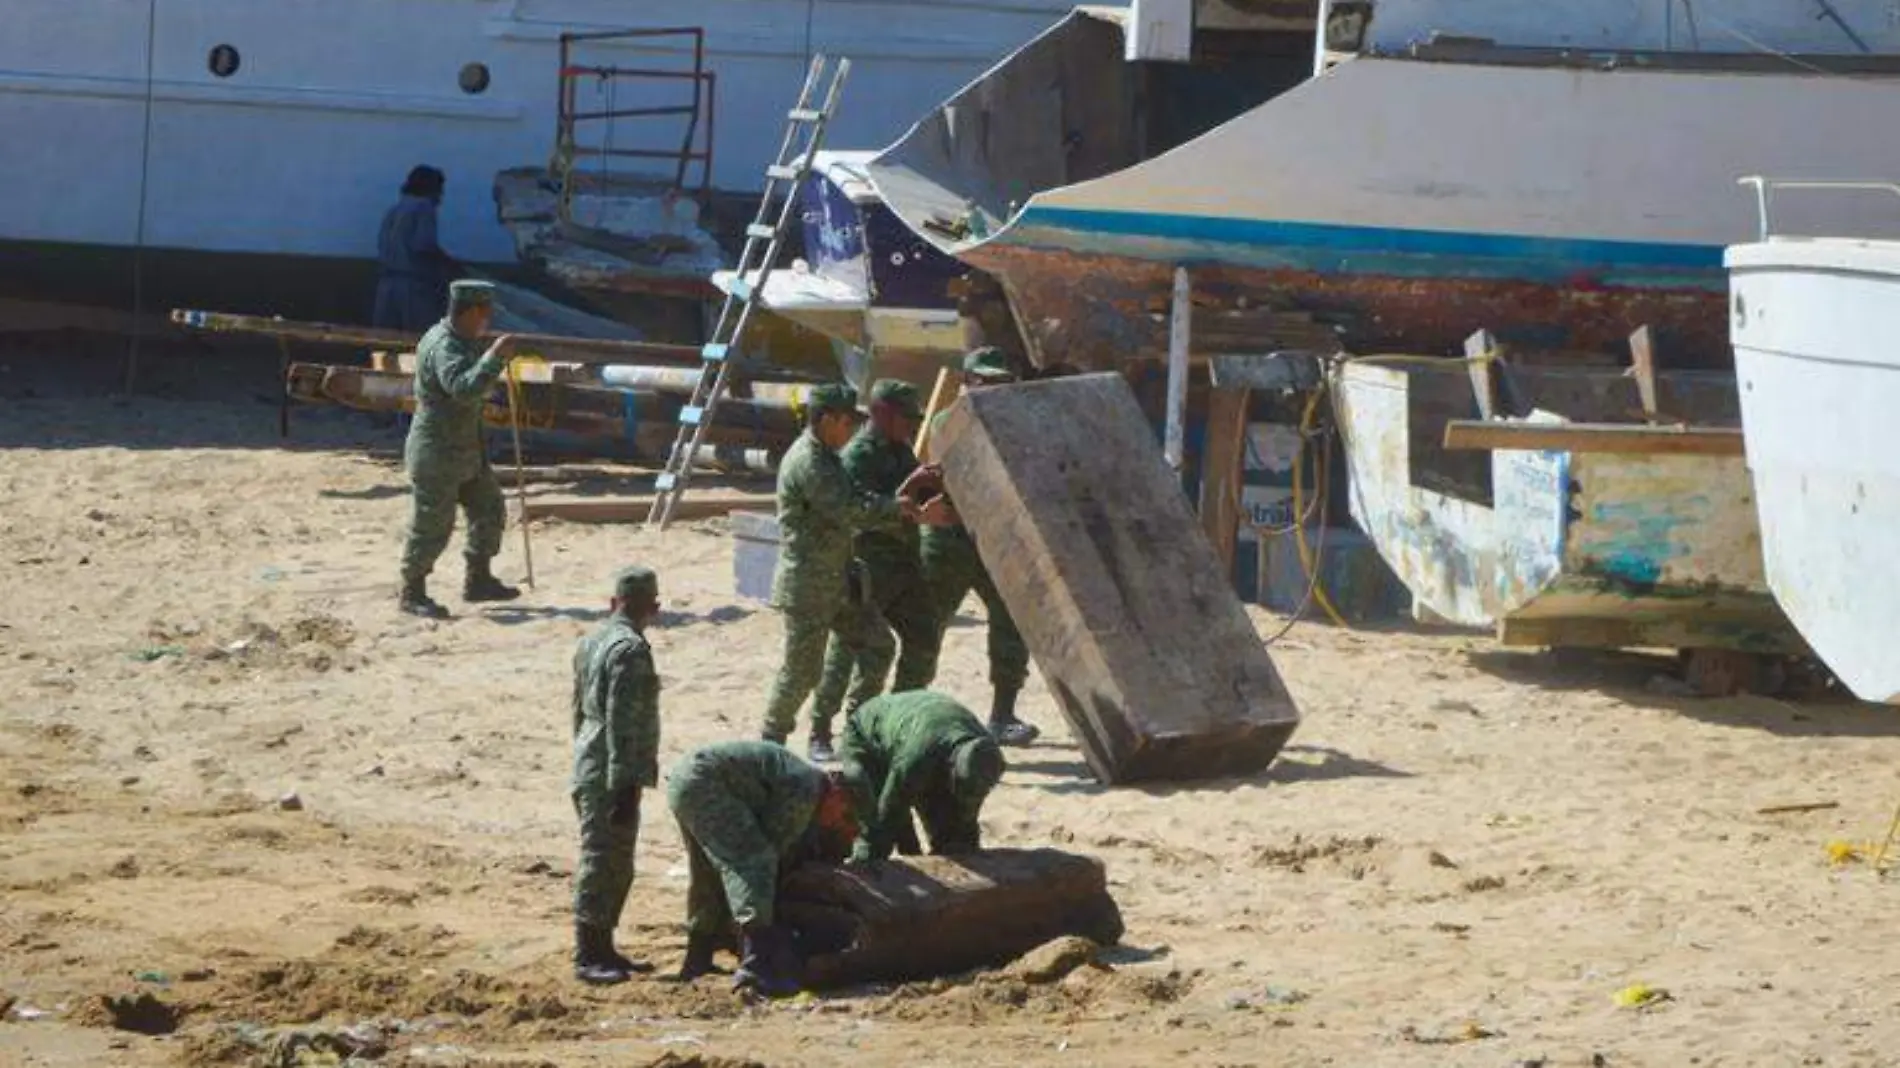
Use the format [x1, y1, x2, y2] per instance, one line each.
[1291, 386, 1349, 627]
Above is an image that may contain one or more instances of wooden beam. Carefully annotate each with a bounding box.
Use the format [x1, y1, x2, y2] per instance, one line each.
[1199, 387, 1249, 577]
[1464, 329, 1499, 420]
[1163, 266, 1193, 472]
[523, 494, 776, 524]
[172, 308, 706, 366]
[1627, 325, 1661, 423]
[912, 367, 961, 463]
[1443, 420, 1744, 456]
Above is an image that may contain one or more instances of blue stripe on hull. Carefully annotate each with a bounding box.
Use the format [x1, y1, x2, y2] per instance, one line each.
[1007, 207, 1728, 290]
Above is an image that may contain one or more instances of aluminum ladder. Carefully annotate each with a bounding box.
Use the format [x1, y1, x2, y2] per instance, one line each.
[646, 54, 851, 529]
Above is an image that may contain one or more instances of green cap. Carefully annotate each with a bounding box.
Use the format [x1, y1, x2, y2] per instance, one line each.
[962, 346, 1015, 380]
[869, 379, 923, 419]
[807, 381, 860, 414]
[613, 566, 658, 603]
[449, 279, 498, 309]
[950, 736, 1005, 803]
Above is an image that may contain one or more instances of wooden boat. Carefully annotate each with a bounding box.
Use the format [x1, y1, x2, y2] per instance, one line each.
[1727, 188, 1900, 703]
[1330, 340, 1807, 685]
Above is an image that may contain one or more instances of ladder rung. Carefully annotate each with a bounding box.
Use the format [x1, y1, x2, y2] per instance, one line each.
[727, 278, 751, 301]
[788, 108, 823, 122]
[681, 405, 708, 427]
[656, 472, 678, 491]
[701, 343, 729, 362]
[766, 164, 801, 181]
[745, 224, 778, 241]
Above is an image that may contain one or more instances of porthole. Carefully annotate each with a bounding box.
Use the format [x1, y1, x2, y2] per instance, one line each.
[208, 44, 241, 79]
[459, 62, 491, 95]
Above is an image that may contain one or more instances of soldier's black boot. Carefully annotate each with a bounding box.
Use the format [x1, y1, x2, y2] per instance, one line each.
[573, 924, 632, 986]
[988, 686, 1039, 747]
[734, 924, 802, 999]
[463, 555, 521, 602]
[675, 931, 729, 982]
[807, 726, 836, 764]
[398, 577, 449, 620]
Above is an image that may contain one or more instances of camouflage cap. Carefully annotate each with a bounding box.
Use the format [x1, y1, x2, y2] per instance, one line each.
[868, 378, 923, 419]
[961, 346, 1015, 380]
[449, 279, 497, 309]
[950, 736, 1005, 803]
[613, 565, 659, 603]
[807, 381, 860, 414]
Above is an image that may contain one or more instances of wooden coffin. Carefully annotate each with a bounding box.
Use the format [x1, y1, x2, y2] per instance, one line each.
[780, 849, 1123, 988]
[934, 373, 1301, 784]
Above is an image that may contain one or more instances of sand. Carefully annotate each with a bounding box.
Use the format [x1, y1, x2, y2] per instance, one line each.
[4, 392, 1900, 1068]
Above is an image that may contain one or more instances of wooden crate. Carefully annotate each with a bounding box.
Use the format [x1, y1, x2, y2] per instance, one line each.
[936, 373, 1301, 784]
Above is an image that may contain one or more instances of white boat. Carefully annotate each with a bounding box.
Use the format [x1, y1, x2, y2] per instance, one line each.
[1726, 180, 1900, 704]
[0, 0, 1078, 319]
[865, 0, 1900, 371]
[1330, 357, 1804, 684]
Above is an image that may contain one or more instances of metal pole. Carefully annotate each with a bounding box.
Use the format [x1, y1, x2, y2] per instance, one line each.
[1163, 265, 1191, 473]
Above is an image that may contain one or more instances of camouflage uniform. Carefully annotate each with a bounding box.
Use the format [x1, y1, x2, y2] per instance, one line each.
[664, 741, 827, 937]
[761, 386, 902, 741]
[838, 690, 1004, 862]
[810, 397, 936, 735]
[917, 406, 1029, 694]
[399, 291, 508, 588]
[570, 568, 662, 935]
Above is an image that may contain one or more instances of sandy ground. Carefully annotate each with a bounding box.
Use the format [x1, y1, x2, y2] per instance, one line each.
[4, 391, 1900, 1068]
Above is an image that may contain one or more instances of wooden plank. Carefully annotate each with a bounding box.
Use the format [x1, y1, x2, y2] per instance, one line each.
[1199, 387, 1249, 578]
[936, 373, 1301, 785]
[1464, 329, 1499, 420]
[912, 367, 961, 463]
[1627, 325, 1661, 423]
[1442, 419, 1745, 456]
[524, 494, 776, 524]
[780, 848, 1124, 988]
[173, 308, 707, 366]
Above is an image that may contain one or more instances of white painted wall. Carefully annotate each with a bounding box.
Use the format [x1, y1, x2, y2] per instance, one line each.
[0, 0, 1077, 261]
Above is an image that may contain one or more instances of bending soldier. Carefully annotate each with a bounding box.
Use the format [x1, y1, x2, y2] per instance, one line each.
[838, 691, 1005, 864]
[665, 741, 856, 996]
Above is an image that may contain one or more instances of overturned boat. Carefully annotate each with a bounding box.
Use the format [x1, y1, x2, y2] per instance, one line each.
[1330, 344, 1807, 689]
[1727, 180, 1900, 704]
[866, 0, 1900, 371]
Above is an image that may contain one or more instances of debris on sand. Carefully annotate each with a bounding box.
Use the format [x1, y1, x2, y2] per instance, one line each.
[1003, 936, 1106, 985]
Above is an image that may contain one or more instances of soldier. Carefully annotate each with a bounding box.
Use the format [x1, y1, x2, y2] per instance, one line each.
[918, 347, 1040, 746]
[568, 566, 664, 985]
[761, 382, 934, 750]
[666, 740, 856, 996]
[397, 278, 522, 619]
[807, 380, 947, 764]
[837, 690, 1005, 864]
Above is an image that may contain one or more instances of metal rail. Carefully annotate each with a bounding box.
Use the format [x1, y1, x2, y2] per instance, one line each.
[553, 27, 715, 213]
[1738, 175, 1900, 240]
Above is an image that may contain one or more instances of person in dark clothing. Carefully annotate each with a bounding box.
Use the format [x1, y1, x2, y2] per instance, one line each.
[373, 165, 459, 331]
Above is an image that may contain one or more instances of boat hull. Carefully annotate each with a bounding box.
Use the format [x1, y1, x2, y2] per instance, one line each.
[1728, 239, 1900, 703]
[1332, 361, 1800, 653]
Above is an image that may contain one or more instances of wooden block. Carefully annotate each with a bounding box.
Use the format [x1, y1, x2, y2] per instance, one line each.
[780, 848, 1124, 988]
[1199, 387, 1249, 577]
[1442, 419, 1744, 456]
[936, 373, 1302, 784]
